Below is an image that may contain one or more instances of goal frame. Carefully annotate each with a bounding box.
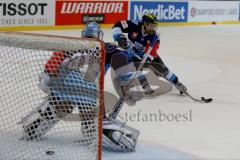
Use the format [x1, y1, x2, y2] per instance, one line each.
[0, 31, 105, 160]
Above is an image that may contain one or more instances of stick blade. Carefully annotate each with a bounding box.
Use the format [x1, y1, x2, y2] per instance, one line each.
[201, 97, 213, 103]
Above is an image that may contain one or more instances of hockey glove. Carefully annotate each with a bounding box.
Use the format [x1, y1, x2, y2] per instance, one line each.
[115, 34, 128, 49]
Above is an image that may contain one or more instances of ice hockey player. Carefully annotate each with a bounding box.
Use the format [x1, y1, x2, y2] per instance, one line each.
[20, 21, 139, 152]
[112, 13, 187, 95]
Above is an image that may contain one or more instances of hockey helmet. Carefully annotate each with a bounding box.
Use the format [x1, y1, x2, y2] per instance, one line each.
[82, 21, 104, 40]
[142, 13, 158, 34]
[142, 13, 157, 24]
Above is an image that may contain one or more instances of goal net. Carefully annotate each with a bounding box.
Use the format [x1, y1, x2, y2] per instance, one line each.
[0, 32, 105, 160]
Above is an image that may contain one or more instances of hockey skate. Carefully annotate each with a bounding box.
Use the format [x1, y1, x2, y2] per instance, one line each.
[121, 85, 137, 106]
[140, 80, 155, 98]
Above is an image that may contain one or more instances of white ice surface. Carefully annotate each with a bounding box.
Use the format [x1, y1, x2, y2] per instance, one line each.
[1, 25, 240, 159]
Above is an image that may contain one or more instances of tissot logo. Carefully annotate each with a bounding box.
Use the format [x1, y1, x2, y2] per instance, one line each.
[0, 3, 47, 16]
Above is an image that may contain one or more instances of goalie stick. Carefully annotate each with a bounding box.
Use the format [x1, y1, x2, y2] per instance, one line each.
[108, 35, 159, 119]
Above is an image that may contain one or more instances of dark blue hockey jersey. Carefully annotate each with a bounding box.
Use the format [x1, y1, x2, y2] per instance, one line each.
[112, 20, 160, 59]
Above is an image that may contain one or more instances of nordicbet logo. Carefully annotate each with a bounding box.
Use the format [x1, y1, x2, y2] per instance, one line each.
[132, 2, 188, 22]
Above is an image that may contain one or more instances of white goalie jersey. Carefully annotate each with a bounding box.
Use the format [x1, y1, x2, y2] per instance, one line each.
[31, 49, 140, 152]
[21, 48, 102, 141]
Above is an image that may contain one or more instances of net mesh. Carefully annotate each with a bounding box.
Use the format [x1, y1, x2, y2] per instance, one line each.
[0, 32, 104, 160]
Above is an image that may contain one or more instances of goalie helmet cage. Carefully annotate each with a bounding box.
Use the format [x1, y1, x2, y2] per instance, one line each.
[0, 32, 105, 160]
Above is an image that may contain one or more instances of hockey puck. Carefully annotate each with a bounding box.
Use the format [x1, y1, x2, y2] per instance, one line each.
[46, 151, 54, 155]
[205, 98, 213, 103]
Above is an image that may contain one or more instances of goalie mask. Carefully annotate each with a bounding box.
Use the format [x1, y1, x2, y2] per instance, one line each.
[142, 13, 158, 35]
[82, 21, 104, 40]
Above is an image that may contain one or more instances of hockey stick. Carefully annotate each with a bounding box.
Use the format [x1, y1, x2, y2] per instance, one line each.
[109, 35, 159, 119]
[124, 42, 213, 104]
[184, 91, 213, 103]
[132, 53, 213, 103]
[147, 64, 213, 103]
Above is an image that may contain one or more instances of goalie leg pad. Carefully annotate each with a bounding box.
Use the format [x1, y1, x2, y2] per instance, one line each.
[102, 120, 140, 152]
[21, 100, 59, 140]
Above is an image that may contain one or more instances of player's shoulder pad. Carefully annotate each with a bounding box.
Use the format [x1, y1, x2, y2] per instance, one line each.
[127, 20, 140, 26]
[129, 20, 142, 28]
[131, 20, 139, 25]
[119, 20, 138, 29]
